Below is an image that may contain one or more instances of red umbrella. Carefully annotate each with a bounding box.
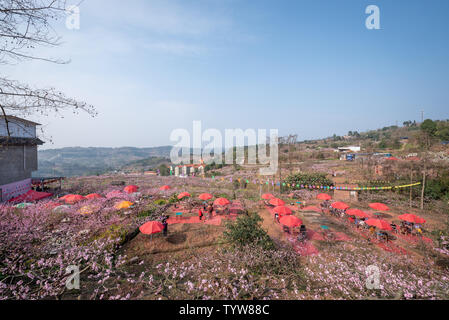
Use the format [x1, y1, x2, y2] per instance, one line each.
[346, 208, 370, 218]
[85, 193, 102, 200]
[279, 215, 303, 227]
[398, 213, 426, 224]
[261, 193, 275, 200]
[273, 206, 293, 216]
[124, 185, 139, 194]
[139, 221, 164, 234]
[177, 192, 191, 199]
[365, 219, 392, 231]
[331, 202, 349, 210]
[386, 156, 400, 161]
[159, 185, 171, 191]
[317, 193, 332, 201]
[269, 198, 285, 206]
[214, 197, 230, 206]
[369, 203, 390, 211]
[63, 194, 86, 204]
[198, 193, 213, 201]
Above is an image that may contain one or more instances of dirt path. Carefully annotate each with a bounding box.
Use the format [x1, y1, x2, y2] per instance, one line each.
[258, 208, 285, 241]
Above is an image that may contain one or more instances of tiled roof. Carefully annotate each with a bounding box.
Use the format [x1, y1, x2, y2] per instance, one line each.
[0, 136, 44, 146]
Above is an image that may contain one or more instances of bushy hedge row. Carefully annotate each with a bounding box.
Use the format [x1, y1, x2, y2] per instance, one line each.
[284, 172, 334, 189]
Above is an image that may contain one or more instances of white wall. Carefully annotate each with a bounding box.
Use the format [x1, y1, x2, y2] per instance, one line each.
[0, 119, 36, 138]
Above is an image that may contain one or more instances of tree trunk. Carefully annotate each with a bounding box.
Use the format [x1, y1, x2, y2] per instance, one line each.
[0, 106, 11, 137]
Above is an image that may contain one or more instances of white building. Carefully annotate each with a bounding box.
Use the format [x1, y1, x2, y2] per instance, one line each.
[0, 116, 43, 201]
[337, 146, 361, 153]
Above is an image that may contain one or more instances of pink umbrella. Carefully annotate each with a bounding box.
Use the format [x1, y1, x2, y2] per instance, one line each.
[85, 193, 102, 200]
[273, 206, 293, 216]
[214, 198, 230, 206]
[269, 198, 285, 206]
[317, 193, 332, 200]
[177, 192, 191, 200]
[124, 185, 139, 194]
[139, 221, 164, 240]
[398, 213, 426, 224]
[198, 193, 213, 201]
[346, 208, 370, 219]
[279, 215, 303, 227]
[365, 219, 392, 231]
[331, 202, 349, 210]
[369, 203, 390, 211]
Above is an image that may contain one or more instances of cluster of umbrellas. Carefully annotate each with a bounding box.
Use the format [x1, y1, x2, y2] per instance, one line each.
[140, 188, 234, 238]
[58, 185, 140, 205]
[319, 196, 426, 231]
[140, 188, 426, 238]
[261, 193, 302, 227]
[172, 189, 232, 207]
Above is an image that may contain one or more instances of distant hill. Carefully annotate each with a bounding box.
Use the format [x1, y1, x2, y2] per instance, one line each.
[35, 146, 172, 177]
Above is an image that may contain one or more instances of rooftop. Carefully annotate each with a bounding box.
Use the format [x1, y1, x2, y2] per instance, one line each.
[0, 115, 41, 126]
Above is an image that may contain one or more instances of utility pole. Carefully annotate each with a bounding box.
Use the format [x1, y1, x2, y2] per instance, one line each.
[421, 110, 424, 123]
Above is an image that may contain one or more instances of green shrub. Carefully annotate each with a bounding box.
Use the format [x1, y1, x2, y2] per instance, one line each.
[168, 194, 180, 204]
[154, 199, 167, 205]
[284, 172, 333, 189]
[138, 206, 157, 218]
[223, 213, 274, 250]
[425, 175, 449, 200]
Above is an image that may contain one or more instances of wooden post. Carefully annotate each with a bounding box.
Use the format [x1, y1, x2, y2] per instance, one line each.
[409, 171, 413, 208]
[420, 165, 426, 210]
[279, 168, 282, 194]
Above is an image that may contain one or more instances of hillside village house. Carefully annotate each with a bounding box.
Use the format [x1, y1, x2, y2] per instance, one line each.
[0, 116, 43, 201]
[171, 163, 205, 177]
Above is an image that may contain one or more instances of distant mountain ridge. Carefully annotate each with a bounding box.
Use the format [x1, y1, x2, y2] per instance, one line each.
[35, 146, 173, 177]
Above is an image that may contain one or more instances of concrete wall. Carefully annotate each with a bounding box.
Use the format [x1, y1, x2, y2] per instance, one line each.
[0, 145, 38, 185]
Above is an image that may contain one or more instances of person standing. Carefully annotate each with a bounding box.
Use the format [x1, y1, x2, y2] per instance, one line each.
[162, 215, 168, 237]
[207, 204, 214, 219]
[198, 208, 203, 221]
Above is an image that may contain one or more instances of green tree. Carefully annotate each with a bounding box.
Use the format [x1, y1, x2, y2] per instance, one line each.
[158, 164, 170, 176]
[421, 119, 437, 136]
[223, 213, 274, 250]
[419, 119, 437, 150]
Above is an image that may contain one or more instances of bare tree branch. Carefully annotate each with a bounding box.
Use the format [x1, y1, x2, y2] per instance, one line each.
[0, 0, 96, 144]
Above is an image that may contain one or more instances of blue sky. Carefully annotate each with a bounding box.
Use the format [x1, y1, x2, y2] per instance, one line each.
[3, 0, 449, 149]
